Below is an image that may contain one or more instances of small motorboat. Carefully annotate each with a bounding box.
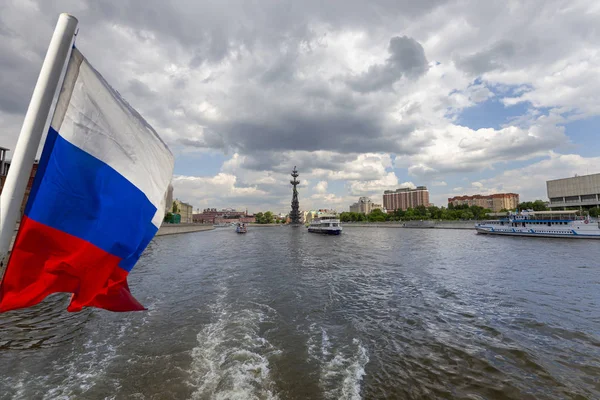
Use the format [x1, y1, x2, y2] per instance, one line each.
[236, 223, 247, 234]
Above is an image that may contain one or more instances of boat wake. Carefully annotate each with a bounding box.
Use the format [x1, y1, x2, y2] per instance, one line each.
[189, 294, 281, 400]
[307, 324, 369, 400]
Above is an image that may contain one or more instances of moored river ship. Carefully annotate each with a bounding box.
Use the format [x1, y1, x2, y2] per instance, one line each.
[475, 210, 600, 239]
[308, 216, 342, 235]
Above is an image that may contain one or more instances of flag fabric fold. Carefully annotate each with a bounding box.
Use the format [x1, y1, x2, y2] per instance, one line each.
[0, 47, 174, 312]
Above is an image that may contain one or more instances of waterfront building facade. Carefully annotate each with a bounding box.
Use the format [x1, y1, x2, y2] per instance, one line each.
[547, 173, 600, 209]
[448, 193, 519, 212]
[316, 209, 337, 216]
[370, 203, 384, 212]
[350, 197, 373, 214]
[174, 199, 194, 223]
[304, 210, 318, 223]
[383, 186, 429, 212]
[349, 197, 380, 214]
[193, 208, 247, 223]
[164, 183, 173, 217]
[214, 215, 256, 224]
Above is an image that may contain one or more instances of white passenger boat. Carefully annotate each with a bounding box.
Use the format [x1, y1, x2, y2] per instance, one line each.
[235, 223, 247, 234]
[475, 210, 600, 239]
[307, 216, 342, 235]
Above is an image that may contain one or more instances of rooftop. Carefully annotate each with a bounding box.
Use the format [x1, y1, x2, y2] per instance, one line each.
[449, 193, 519, 200]
[547, 172, 600, 183]
[384, 186, 428, 193]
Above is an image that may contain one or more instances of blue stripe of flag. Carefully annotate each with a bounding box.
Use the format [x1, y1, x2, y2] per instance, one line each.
[25, 127, 159, 272]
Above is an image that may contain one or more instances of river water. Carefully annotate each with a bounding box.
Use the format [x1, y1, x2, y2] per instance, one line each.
[1, 227, 599, 399]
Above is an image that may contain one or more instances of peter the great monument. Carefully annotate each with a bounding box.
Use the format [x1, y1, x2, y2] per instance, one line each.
[290, 166, 301, 226]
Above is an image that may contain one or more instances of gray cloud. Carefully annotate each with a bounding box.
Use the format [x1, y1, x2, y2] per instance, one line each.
[0, 37, 42, 114]
[178, 131, 226, 149]
[453, 40, 517, 75]
[387, 36, 430, 78]
[128, 79, 156, 98]
[0, 0, 597, 210]
[83, 0, 444, 66]
[227, 151, 358, 173]
[347, 36, 429, 93]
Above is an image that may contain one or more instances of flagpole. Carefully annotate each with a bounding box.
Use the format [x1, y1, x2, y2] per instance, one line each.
[0, 13, 78, 264]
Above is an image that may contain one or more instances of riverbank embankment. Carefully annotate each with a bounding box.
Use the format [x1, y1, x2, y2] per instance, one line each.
[246, 223, 287, 227]
[343, 221, 475, 230]
[156, 223, 214, 236]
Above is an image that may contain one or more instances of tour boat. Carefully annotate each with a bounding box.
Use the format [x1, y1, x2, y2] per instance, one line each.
[475, 210, 600, 239]
[236, 223, 247, 234]
[307, 216, 342, 235]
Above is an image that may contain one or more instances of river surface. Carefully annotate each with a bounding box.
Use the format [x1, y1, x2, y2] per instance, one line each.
[1, 227, 599, 399]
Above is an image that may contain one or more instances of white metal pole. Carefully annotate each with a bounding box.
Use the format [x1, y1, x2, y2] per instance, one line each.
[0, 13, 78, 264]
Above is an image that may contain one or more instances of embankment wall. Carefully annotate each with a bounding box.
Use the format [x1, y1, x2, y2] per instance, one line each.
[343, 221, 475, 230]
[155, 224, 214, 236]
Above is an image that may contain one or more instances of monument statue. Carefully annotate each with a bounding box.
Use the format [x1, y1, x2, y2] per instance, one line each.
[289, 166, 301, 225]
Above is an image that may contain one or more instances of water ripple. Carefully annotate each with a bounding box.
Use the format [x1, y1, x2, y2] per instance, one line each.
[1, 227, 599, 399]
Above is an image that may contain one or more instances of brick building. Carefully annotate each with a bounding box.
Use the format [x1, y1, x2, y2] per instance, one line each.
[214, 215, 256, 224]
[383, 186, 430, 212]
[193, 208, 248, 223]
[447, 193, 519, 212]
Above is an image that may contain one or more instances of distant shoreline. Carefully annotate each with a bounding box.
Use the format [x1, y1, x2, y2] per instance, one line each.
[156, 223, 214, 236]
[343, 221, 475, 230]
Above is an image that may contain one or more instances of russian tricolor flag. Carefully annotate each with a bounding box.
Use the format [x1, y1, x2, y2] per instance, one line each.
[0, 47, 174, 312]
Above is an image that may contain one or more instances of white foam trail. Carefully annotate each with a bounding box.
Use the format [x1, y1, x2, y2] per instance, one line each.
[307, 323, 332, 361]
[339, 339, 369, 400]
[308, 325, 369, 400]
[189, 295, 280, 400]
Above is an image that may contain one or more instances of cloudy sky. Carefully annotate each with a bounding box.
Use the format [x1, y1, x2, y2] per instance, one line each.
[1, 0, 599, 214]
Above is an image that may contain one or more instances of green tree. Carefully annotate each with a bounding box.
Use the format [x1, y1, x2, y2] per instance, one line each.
[394, 208, 405, 219]
[264, 211, 274, 224]
[522, 200, 548, 211]
[460, 210, 474, 220]
[469, 205, 491, 220]
[415, 205, 427, 217]
[172, 201, 179, 214]
[368, 208, 387, 222]
[340, 212, 352, 222]
[255, 212, 264, 224]
[384, 204, 491, 221]
[404, 208, 416, 220]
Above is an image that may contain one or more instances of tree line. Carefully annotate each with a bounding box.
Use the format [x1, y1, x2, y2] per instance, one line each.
[339, 199, 599, 222]
[340, 204, 493, 222]
[254, 211, 286, 224]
